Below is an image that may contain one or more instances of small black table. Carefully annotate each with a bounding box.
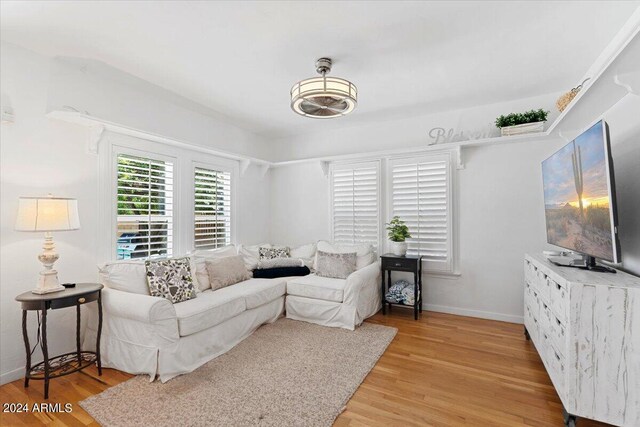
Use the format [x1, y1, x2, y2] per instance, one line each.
[15, 283, 103, 399]
[380, 254, 423, 320]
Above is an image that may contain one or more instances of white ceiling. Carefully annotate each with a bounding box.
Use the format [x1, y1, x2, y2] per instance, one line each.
[1, 1, 637, 139]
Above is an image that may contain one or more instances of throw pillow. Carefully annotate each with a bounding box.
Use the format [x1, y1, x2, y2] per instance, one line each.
[315, 241, 375, 270]
[205, 255, 252, 291]
[252, 266, 311, 279]
[145, 258, 197, 303]
[257, 257, 304, 269]
[259, 246, 290, 260]
[189, 245, 238, 291]
[315, 250, 357, 279]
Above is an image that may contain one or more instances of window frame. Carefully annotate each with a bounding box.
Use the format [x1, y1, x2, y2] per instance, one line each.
[99, 133, 238, 262]
[115, 151, 176, 260]
[191, 160, 235, 251]
[386, 151, 456, 273]
[329, 160, 382, 250]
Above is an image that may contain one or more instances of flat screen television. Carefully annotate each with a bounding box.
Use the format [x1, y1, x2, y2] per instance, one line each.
[542, 120, 620, 267]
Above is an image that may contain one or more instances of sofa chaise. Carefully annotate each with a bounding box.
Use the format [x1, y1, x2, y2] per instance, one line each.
[83, 241, 381, 382]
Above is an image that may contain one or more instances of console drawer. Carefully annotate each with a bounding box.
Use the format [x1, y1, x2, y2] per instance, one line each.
[549, 278, 568, 323]
[537, 271, 551, 302]
[549, 313, 567, 358]
[524, 304, 539, 342]
[382, 257, 417, 272]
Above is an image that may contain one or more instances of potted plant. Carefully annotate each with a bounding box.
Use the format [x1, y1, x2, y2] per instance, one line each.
[386, 216, 411, 256]
[495, 108, 549, 136]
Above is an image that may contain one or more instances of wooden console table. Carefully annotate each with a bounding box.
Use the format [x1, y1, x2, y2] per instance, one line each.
[15, 283, 103, 399]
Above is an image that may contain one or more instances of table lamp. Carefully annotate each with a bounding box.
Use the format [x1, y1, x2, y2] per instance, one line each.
[15, 194, 80, 294]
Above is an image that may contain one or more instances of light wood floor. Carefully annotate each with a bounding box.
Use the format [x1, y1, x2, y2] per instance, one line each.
[0, 310, 611, 426]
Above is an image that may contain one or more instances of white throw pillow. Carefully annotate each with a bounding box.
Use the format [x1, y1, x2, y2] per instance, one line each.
[237, 243, 271, 270]
[99, 260, 149, 295]
[315, 240, 374, 271]
[289, 243, 317, 269]
[190, 245, 238, 291]
[256, 257, 305, 269]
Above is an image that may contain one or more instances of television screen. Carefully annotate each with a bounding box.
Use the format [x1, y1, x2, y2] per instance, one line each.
[542, 120, 619, 262]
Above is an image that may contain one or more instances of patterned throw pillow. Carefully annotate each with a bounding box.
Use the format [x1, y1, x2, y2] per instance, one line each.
[258, 246, 290, 260]
[315, 250, 357, 279]
[145, 258, 197, 303]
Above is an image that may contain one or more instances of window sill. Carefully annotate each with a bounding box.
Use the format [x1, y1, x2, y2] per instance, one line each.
[424, 271, 461, 279]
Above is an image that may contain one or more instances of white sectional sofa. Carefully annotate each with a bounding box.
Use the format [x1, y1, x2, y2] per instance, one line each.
[83, 242, 381, 382]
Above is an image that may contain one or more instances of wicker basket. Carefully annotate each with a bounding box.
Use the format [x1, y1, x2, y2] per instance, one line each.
[556, 78, 590, 112]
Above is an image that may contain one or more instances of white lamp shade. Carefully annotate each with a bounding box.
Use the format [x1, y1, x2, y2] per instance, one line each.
[15, 197, 80, 232]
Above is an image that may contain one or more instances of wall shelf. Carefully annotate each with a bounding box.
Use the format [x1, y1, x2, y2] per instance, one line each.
[45, 110, 271, 175]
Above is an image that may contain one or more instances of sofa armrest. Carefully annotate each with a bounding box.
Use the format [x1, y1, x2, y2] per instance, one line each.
[88, 287, 180, 346]
[343, 261, 381, 308]
[102, 287, 177, 324]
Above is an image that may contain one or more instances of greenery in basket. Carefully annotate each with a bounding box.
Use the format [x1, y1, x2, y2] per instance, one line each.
[386, 216, 411, 242]
[495, 109, 549, 128]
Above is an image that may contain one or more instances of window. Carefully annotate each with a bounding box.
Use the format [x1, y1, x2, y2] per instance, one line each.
[116, 153, 174, 260]
[330, 161, 380, 248]
[193, 166, 232, 249]
[389, 154, 453, 272]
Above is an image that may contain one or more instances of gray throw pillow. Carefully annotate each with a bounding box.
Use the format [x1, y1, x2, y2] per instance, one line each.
[145, 257, 197, 303]
[205, 255, 252, 291]
[315, 250, 357, 279]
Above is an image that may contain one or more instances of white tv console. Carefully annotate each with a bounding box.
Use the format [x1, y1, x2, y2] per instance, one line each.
[524, 253, 640, 427]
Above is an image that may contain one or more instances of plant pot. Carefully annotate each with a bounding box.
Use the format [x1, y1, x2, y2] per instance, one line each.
[500, 121, 545, 136]
[389, 241, 408, 256]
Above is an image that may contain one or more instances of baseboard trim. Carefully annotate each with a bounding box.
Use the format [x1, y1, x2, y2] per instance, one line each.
[1, 366, 25, 386]
[424, 303, 524, 324]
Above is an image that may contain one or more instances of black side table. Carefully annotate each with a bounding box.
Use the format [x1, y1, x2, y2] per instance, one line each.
[15, 283, 103, 399]
[381, 254, 423, 320]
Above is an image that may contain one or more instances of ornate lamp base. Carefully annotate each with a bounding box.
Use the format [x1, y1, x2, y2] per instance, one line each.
[32, 233, 65, 294]
[33, 270, 65, 294]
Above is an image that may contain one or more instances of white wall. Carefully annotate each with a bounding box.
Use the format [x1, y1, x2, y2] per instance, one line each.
[46, 56, 273, 161]
[269, 138, 561, 323]
[0, 42, 270, 384]
[269, 163, 330, 246]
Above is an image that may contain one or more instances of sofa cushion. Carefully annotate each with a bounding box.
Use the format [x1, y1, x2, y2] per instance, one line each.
[252, 266, 310, 279]
[173, 286, 246, 337]
[233, 278, 287, 309]
[172, 278, 286, 336]
[99, 260, 149, 295]
[315, 241, 375, 271]
[289, 242, 317, 269]
[237, 243, 271, 270]
[286, 274, 346, 303]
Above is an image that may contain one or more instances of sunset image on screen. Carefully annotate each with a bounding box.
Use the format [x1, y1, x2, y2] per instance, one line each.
[542, 121, 614, 260]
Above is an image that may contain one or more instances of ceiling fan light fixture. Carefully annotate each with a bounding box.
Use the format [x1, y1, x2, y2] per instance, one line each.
[291, 58, 357, 118]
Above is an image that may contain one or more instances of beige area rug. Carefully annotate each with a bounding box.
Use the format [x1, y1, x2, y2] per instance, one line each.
[80, 318, 397, 427]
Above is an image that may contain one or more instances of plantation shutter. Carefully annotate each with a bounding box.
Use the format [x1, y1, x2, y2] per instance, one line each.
[390, 155, 452, 271]
[116, 154, 174, 260]
[194, 167, 232, 249]
[331, 162, 380, 249]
